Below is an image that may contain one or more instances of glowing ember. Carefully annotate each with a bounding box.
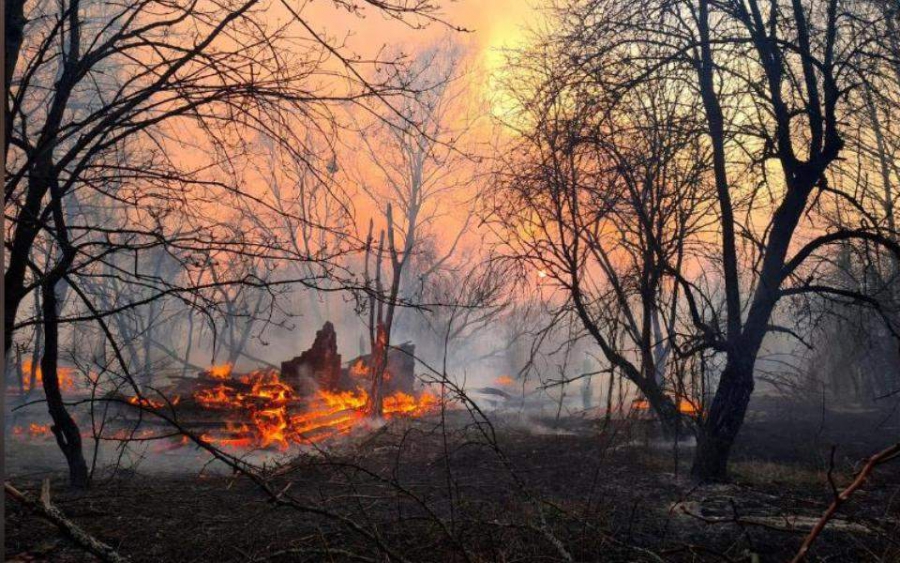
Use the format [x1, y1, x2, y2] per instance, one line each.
[127, 395, 180, 409]
[194, 384, 235, 408]
[253, 408, 290, 449]
[102, 428, 163, 441]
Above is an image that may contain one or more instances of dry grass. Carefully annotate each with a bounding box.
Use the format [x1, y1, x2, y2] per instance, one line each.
[730, 459, 850, 487]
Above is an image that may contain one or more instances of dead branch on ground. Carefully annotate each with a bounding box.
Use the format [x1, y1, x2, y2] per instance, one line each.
[5, 479, 130, 563]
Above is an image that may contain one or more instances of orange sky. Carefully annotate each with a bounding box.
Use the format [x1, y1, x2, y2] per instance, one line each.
[146, 1, 546, 270]
[301, 0, 542, 76]
[292, 1, 546, 251]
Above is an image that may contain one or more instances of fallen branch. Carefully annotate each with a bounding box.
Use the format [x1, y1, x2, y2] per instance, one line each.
[678, 503, 872, 534]
[791, 442, 900, 563]
[5, 480, 130, 563]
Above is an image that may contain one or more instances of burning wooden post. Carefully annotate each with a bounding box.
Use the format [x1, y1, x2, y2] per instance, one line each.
[369, 323, 388, 417]
[360, 203, 410, 418]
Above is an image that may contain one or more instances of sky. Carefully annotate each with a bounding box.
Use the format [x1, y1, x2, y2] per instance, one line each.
[285, 0, 548, 248]
[302, 0, 542, 81]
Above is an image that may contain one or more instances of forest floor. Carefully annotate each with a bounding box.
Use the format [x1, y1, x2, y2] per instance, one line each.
[5, 395, 900, 562]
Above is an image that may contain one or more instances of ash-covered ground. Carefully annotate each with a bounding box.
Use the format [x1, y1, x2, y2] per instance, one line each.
[5, 395, 900, 562]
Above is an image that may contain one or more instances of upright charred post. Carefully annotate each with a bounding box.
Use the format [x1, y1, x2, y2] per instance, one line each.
[281, 322, 342, 392]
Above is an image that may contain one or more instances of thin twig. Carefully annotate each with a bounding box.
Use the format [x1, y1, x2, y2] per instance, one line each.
[791, 443, 900, 563]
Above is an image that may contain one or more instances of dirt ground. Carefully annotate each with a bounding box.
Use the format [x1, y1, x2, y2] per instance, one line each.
[5, 395, 900, 562]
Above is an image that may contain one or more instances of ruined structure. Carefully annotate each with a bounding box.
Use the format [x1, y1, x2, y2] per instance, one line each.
[279, 322, 416, 395]
[281, 322, 342, 393]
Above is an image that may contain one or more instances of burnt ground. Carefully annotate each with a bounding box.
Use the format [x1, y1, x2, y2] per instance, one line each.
[5, 395, 900, 562]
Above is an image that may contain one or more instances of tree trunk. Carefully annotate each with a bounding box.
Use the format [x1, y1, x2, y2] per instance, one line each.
[691, 357, 754, 482]
[16, 346, 25, 395]
[4, 0, 26, 157]
[640, 380, 682, 439]
[603, 370, 615, 430]
[368, 323, 388, 418]
[41, 279, 89, 489]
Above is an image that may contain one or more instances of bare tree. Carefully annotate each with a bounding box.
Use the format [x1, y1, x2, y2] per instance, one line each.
[511, 0, 900, 481]
[353, 38, 477, 415]
[492, 38, 715, 435]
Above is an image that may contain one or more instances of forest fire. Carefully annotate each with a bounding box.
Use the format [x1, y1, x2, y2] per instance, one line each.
[133, 359, 438, 451]
[89, 324, 439, 451]
[12, 423, 51, 439]
[631, 397, 700, 416]
[127, 395, 180, 409]
[19, 359, 75, 392]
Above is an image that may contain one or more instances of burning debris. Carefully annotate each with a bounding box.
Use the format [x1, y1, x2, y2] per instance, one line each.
[164, 370, 435, 450]
[12, 423, 51, 438]
[345, 341, 417, 396]
[121, 323, 436, 451]
[279, 321, 417, 395]
[8, 323, 436, 452]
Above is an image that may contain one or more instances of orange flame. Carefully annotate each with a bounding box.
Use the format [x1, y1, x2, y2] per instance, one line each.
[21, 359, 75, 392]
[13, 423, 51, 438]
[383, 391, 437, 416]
[191, 367, 438, 450]
[677, 398, 699, 415]
[206, 364, 233, 380]
[631, 396, 700, 415]
[242, 372, 293, 403]
[127, 395, 180, 409]
[319, 388, 369, 410]
[349, 359, 369, 379]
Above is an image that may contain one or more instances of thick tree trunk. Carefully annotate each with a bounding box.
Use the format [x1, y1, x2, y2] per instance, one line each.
[41, 279, 89, 489]
[692, 427, 731, 482]
[691, 357, 755, 482]
[640, 380, 682, 439]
